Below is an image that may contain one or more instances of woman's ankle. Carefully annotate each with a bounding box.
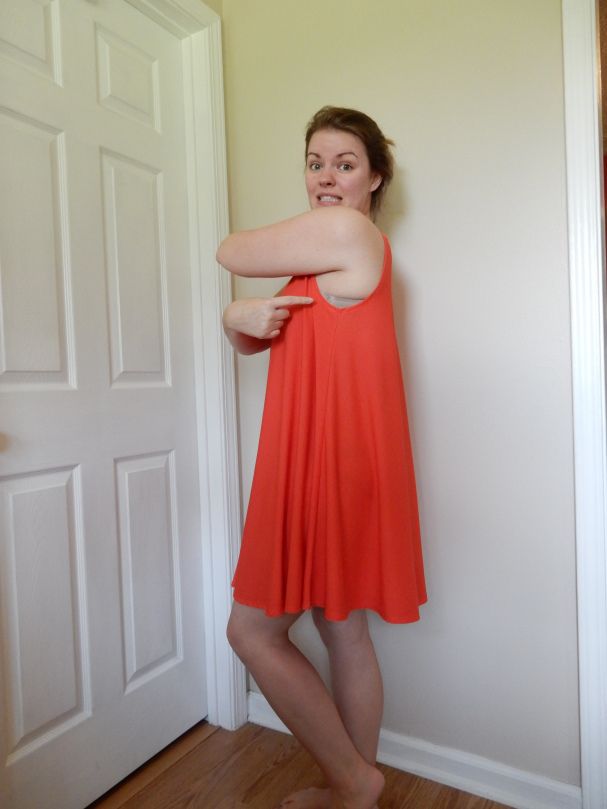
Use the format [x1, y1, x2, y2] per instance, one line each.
[330, 759, 385, 808]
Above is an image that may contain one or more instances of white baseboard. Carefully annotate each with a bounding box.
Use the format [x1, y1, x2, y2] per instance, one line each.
[247, 691, 581, 809]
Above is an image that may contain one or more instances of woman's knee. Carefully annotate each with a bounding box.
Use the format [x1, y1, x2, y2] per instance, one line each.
[226, 610, 245, 656]
[226, 603, 264, 661]
[312, 608, 370, 650]
[226, 602, 297, 662]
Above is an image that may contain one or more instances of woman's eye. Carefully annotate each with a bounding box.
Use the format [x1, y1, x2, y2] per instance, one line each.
[339, 163, 353, 171]
[308, 162, 321, 171]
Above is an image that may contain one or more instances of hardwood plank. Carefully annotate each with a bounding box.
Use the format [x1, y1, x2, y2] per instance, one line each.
[89, 723, 515, 809]
[380, 766, 443, 807]
[117, 724, 324, 808]
[88, 722, 218, 808]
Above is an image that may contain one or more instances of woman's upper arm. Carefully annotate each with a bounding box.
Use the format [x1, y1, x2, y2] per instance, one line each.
[216, 207, 381, 278]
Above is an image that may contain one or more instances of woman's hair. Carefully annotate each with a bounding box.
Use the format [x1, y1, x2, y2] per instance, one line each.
[305, 106, 395, 217]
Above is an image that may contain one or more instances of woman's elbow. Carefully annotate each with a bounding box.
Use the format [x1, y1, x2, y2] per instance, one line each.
[216, 239, 249, 276]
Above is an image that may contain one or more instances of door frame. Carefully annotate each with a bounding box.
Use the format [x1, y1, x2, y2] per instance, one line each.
[562, 1, 607, 807]
[125, 0, 247, 730]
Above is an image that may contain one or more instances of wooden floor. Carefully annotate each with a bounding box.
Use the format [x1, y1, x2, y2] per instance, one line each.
[88, 722, 514, 809]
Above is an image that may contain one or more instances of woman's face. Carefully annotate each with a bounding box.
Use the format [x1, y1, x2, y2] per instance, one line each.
[305, 128, 381, 217]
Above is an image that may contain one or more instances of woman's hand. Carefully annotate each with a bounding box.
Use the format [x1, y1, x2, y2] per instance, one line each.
[222, 296, 314, 354]
[223, 296, 314, 340]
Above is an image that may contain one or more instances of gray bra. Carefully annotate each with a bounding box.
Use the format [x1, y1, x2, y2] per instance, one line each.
[321, 291, 364, 309]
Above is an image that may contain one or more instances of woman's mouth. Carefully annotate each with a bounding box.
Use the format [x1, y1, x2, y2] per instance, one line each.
[317, 195, 342, 204]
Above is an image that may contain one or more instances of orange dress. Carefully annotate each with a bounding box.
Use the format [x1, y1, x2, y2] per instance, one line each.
[232, 235, 427, 622]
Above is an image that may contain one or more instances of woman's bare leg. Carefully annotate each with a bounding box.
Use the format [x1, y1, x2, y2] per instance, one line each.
[280, 610, 383, 807]
[227, 602, 384, 809]
[313, 609, 383, 764]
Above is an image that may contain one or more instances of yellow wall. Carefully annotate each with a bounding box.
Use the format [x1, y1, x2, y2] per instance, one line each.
[220, 0, 579, 785]
[201, 0, 222, 15]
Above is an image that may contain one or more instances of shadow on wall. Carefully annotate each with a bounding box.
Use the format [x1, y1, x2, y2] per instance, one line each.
[376, 167, 415, 417]
[377, 166, 408, 236]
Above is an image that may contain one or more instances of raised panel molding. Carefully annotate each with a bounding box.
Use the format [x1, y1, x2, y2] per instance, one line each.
[101, 149, 171, 388]
[0, 0, 62, 84]
[0, 108, 75, 389]
[115, 452, 183, 692]
[0, 466, 91, 764]
[95, 24, 161, 132]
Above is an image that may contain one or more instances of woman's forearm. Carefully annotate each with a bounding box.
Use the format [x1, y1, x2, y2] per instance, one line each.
[222, 300, 272, 354]
[223, 322, 271, 355]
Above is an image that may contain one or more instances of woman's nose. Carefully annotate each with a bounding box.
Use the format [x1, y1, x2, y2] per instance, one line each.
[319, 167, 335, 185]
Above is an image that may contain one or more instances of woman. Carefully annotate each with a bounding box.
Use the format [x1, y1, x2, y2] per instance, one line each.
[218, 107, 426, 809]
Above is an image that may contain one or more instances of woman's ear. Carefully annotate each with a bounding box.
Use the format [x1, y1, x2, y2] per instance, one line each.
[370, 173, 382, 193]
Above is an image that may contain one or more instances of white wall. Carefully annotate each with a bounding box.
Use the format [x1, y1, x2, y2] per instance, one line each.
[219, 0, 580, 787]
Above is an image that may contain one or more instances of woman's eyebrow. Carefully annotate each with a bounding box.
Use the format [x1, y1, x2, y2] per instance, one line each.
[306, 151, 359, 159]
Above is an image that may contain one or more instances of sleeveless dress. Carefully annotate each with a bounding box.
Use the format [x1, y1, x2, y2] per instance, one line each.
[232, 235, 427, 622]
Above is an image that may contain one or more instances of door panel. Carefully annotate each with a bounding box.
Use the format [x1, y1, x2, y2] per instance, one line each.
[101, 149, 170, 386]
[0, 108, 73, 386]
[0, 0, 61, 84]
[0, 466, 89, 762]
[0, 2, 209, 807]
[116, 452, 182, 690]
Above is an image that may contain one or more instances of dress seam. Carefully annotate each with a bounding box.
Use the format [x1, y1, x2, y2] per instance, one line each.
[303, 314, 341, 599]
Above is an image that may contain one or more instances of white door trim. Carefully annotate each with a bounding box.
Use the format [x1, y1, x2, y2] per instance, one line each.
[562, 1, 607, 807]
[124, 0, 247, 730]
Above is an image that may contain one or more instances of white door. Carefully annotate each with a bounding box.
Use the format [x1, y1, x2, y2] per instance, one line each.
[0, 1, 209, 806]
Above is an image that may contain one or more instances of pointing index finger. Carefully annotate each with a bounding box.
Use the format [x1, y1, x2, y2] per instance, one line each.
[273, 296, 314, 307]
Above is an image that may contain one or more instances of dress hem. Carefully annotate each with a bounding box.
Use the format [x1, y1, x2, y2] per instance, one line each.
[231, 590, 427, 625]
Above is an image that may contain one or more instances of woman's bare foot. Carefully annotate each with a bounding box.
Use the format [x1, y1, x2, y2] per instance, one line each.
[277, 777, 382, 809]
[278, 786, 331, 808]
